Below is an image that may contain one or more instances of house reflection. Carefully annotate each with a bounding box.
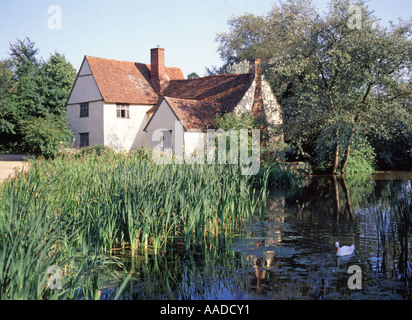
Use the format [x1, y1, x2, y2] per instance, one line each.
[248, 197, 285, 293]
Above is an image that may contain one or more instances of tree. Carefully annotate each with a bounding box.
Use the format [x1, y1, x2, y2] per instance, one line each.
[20, 116, 73, 158]
[0, 60, 16, 135]
[215, 0, 412, 172]
[225, 60, 250, 74]
[37, 53, 76, 116]
[0, 38, 76, 155]
[8, 38, 39, 80]
[187, 72, 199, 79]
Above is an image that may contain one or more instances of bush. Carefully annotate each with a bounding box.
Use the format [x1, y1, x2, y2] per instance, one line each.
[345, 136, 376, 174]
[79, 144, 114, 156]
[313, 121, 352, 173]
[20, 116, 73, 158]
[213, 112, 284, 167]
[369, 120, 412, 170]
[312, 122, 375, 174]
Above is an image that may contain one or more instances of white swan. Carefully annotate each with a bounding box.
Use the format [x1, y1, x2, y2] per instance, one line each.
[335, 242, 355, 256]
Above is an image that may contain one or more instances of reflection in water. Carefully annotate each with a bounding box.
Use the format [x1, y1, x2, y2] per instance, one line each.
[107, 172, 412, 300]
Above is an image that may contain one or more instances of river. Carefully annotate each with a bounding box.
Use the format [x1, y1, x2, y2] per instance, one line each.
[106, 171, 412, 300]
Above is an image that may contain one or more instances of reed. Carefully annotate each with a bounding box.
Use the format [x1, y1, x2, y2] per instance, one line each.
[0, 147, 284, 299]
[374, 180, 412, 281]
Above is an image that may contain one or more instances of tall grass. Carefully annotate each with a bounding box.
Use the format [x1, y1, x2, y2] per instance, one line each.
[374, 181, 412, 282]
[0, 147, 282, 299]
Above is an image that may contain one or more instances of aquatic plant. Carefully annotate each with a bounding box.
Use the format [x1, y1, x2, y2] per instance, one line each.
[0, 148, 280, 299]
[374, 181, 412, 282]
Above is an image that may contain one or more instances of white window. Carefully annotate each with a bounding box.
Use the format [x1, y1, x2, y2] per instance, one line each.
[116, 104, 130, 118]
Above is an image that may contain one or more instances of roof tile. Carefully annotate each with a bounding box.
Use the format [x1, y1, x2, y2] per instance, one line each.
[86, 56, 184, 105]
[164, 74, 253, 111]
[165, 97, 225, 131]
[84, 55, 257, 132]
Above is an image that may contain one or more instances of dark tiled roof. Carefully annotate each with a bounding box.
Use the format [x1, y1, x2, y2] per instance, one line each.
[164, 74, 253, 111]
[165, 97, 225, 131]
[85, 55, 257, 131]
[86, 56, 184, 105]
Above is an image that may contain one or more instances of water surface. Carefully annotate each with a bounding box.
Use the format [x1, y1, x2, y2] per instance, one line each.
[109, 171, 412, 300]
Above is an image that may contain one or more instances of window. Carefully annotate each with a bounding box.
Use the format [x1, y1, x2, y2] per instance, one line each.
[79, 132, 89, 147]
[116, 104, 130, 118]
[80, 102, 89, 118]
[161, 130, 173, 150]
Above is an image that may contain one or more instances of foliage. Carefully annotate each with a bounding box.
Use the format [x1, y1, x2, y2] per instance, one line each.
[8, 38, 39, 80]
[362, 103, 412, 169]
[78, 144, 114, 156]
[0, 38, 76, 154]
[37, 53, 77, 117]
[313, 121, 353, 173]
[215, 0, 412, 172]
[213, 111, 298, 185]
[213, 111, 282, 164]
[187, 72, 199, 79]
[225, 59, 250, 74]
[19, 116, 73, 158]
[312, 121, 376, 174]
[0, 60, 16, 135]
[2, 151, 274, 255]
[0, 151, 273, 299]
[214, 111, 261, 131]
[344, 136, 376, 174]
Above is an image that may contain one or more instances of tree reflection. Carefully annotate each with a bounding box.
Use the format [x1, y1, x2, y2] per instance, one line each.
[104, 174, 412, 300]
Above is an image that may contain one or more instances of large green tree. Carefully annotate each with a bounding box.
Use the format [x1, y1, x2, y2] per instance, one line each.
[0, 38, 76, 154]
[216, 0, 412, 172]
[0, 59, 16, 135]
[37, 53, 77, 117]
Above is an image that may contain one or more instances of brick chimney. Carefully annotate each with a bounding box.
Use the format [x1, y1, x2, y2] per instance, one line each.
[151, 47, 168, 95]
[250, 59, 265, 117]
[249, 58, 262, 77]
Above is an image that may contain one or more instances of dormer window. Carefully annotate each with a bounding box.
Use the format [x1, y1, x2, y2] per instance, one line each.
[116, 104, 130, 118]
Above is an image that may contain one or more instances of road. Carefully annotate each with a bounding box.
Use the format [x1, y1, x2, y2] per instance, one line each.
[0, 154, 32, 183]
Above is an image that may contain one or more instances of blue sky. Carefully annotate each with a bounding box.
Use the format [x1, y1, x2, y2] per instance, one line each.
[0, 0, 411, 77]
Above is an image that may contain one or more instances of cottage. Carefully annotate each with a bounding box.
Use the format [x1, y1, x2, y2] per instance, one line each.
[66, 48, 282, 153]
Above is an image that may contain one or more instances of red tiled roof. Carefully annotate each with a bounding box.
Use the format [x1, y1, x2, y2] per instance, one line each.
[86, 56, 184, 105]
[164, 74, 253, 111]
[160, 74, 254, 131]
[165, 97, 225, 131]
[85, 55, 257, 131]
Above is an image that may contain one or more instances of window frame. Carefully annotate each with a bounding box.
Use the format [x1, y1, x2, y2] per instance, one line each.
[79, 132, 89, 148]
[161, 130, 173, 151]
[116, 104, 130, 119]
[80, 102, 89, 118]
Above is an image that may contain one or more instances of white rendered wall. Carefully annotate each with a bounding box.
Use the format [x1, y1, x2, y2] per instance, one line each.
[145, 99, 180, 150]
[183, 131, 205, 155]
[66, 59, 102, 105]
[67, 100, 104, 147]
[234, 80, 255, 113]
[261, 76, 282, 126]
[66, 58, 104, 147]
[103, 103, 153, 151]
